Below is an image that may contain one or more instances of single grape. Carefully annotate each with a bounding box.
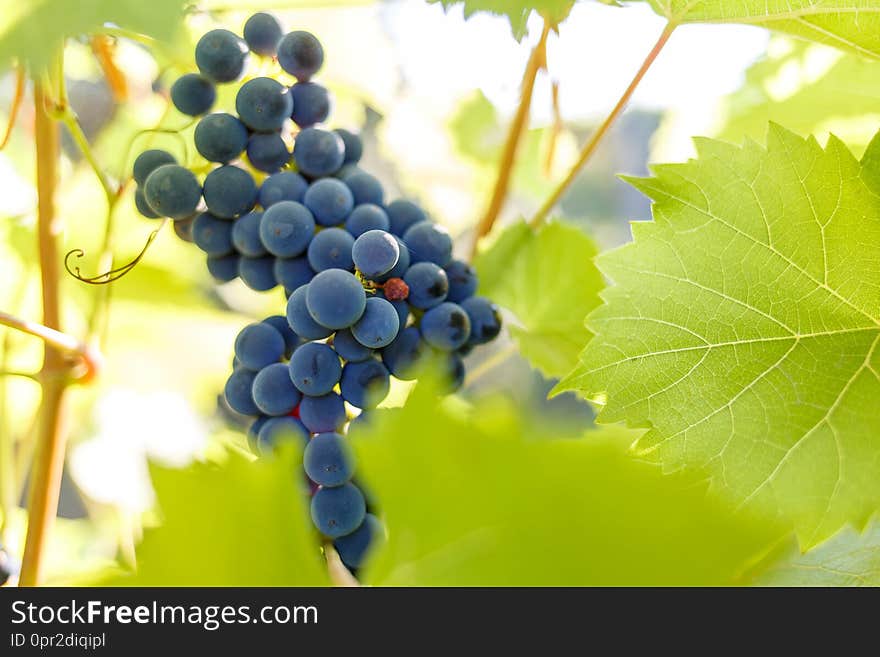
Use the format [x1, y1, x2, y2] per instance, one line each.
[236, 77, 293, 132]
[231, 211, 266, 257]
[402, 221, 453, 267]
[304, 432, 354, 487]
[345, 204, 390, 238]
[259, 171, 308, 208]
[274, 256, 315, 294]
[345, 171, 384, 206]
[299, 392, 347, 434]
[253, 362, 302, 416]
[246, 416, 270, 454]
[203, 165, 258, 219]
[290, 82, 331, 128]
[286, 285, 333, 340]
[289, 342, 342, 396]
[224, 368, 259, 416]
[262, 315, 300, 356]
[243, 12, 283, 56]
[192, 212, 234, 256]
[257, 416, 309, 455]
[381, 326, 427, 380]
[461, 296, 502, 345]
[170, 73, 216, 116]
[307, 228, 354, 272]
[259, 200, 315, 257]
[376, 237, 411, 282]
[351, 297, 399, 349]
[238, 255, 277, 292]
[293, 127, 345, 177]
[194, 113, 249, 163]
[173, 215, 196, 242]
[134, 186, 159, 218]
[303, 178, 354, 226]
[195, 29, 248, 83]
[352, 229, 399, 278]
[340, 359, 390, 409]
[420, 302, 471, 351]
[133, 149, 176, 186]
[306, 269, 366, 329]
[143, 165, 202, 219]
[334, 513, 381, 570]
[334, 129, 363, 164]
[386, 199, 427, 236]
[403, 262, 448, 309]
[331, 328, 373, 363]
[277, 31, 324, 81]
[234, 322, 285, 370]
[377, 291, 410, 328]
[310, 484, 366, 540]
[247, 132, 290, 173]
[206, 253, 240, 282]
[444, 259, 478, 303]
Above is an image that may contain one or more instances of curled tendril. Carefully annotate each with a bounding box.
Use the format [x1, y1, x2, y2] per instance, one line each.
[64, 223, 165, 285]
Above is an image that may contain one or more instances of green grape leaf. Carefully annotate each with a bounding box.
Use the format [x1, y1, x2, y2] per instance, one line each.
[474, 220, 604, 378]
[746, 521, 880, 585]
[646, 0, 880, 59]
[428, 0, 576, 39]
[109, 450, 330, 586]
[354, 382, 784, 585]
[557, 124, 880, 547]
[0, 0, 186, 71]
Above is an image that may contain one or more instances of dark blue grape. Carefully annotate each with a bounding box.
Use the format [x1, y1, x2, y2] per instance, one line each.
[444, 259, 478, 303]
[262, 315, 300, 356]
[304, 432, 354, 487]
[253, 362, 302, 416]
[351, 297, 399, 349]
[195, 29, 248, 83]
[231, 211, 266, 257]
[381, 327, 427, 380]
[332, 328, 373, 362]
[236, 77, 293, 132]
[307, 228, 354, 272]
[293, 127, 345, 177]
[340, 359, 390, 409]
[174, 215, 196, 242]
[311, 483, 365, 538]
[274, 256, 315, 294]
[420, 302, 471, 351]
[303, 178, 353, 226]
[259, 171, 308, 208]
[171, 73, 216, 116]
[133, 149, 176, 186]
[143, 165, 202, 219]
[352, 229, 399, 278]
[207, 253, 240, 282]
[440, 351, 466, 393]
[378, 291, 410, 328]
[259, 200, 315, 257]
[235, 322, 285, 370]
[345, 204, 390, 238]
[194, 113, 249, 163]
[238, 255, 277, 292]
[376, 237, 410, 282]
[461, 296, 502, 345]
[290, 82, 331, 128]
[403, 262, 448, 309]
[257, 416, 309, 455]
[243, 12, 283, 56]
[135, 186, 159, 218]
[289, 342, 342, 396]
[287, 285, 333, 340]
[402, 221, 453, 266]
[306, 269, 366, 329]
[345, 171, 384, 206]
[334, 129, 363, 164]
[224, 368, 259, 415]
[334, 513, 381, 569]
[192, 212, 234, 256]
[386, 199, 427, 237]
[246, 416, 270, 454]
[300, 392, 347, 434]
[247, 132, 290, 173]
[277, 31, 324, 81]
[203, 165, 257, 218]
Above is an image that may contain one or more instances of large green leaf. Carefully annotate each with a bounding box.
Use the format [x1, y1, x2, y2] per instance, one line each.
[355, 382, 784, 585]
[475, 220, 604, 378]
[646, 0, 880, 59]
[428, 0, 575, 39]
[558, 124, 880, 547]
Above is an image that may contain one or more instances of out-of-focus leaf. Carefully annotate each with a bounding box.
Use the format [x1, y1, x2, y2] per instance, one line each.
[428, 0, 575, 39]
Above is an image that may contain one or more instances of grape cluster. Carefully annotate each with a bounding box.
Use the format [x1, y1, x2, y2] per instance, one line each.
[131, 13, 503, 571]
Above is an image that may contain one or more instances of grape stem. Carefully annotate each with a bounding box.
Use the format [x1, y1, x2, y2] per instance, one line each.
[529, 21, 676, 227]
[468, 18, 551, 259]
[324, 544, 360, 587]
[0, 63, 25, 150]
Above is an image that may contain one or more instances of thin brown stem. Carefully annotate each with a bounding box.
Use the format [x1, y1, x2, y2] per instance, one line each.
[0, 64, 25, 150]
[324, 545, 360, 587]
[530, 21, 676, 227]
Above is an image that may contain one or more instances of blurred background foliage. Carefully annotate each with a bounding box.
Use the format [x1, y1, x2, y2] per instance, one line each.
[0, 0, 878, 585]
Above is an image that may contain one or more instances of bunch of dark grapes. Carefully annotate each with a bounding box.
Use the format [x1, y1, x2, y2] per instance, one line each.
[132, 13, 503, 572]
